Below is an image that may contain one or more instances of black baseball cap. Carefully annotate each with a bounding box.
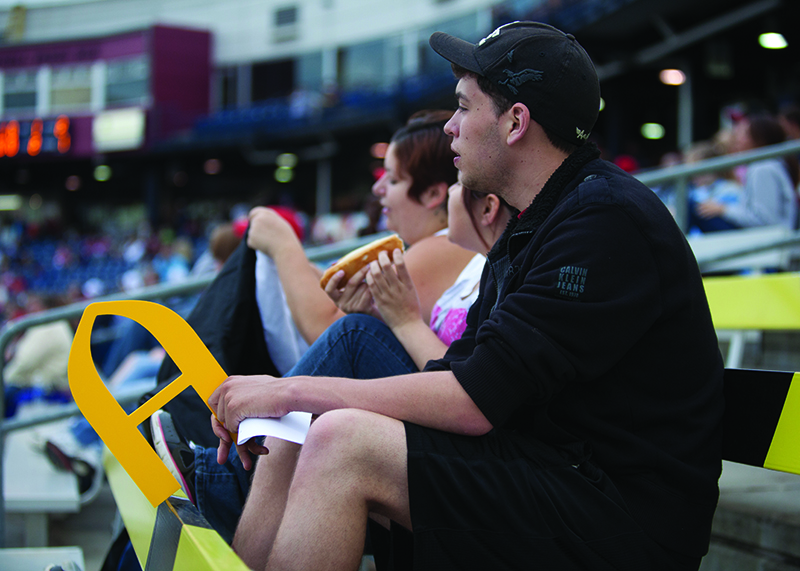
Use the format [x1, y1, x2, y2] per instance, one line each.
[430, 21, 600, 147]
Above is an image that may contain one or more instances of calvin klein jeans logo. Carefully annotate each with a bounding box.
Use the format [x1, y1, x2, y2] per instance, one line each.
[557, 265, 588, 299]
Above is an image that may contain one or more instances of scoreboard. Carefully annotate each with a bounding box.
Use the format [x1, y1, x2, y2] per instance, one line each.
[0, 115, 71, 157]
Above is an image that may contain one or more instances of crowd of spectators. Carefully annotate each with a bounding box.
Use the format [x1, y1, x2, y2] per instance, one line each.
[0, 197, 375, 421]
[0, 218, 196, 325]
[0, 198, 381, 331]
[617, 105, 800, 235]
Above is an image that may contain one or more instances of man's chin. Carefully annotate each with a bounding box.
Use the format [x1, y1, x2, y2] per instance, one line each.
[461, 173, 490, 194]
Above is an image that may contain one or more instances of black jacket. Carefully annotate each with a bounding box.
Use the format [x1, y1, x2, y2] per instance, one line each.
[151, 235, 280, 448]
[427, 144, 725, 558]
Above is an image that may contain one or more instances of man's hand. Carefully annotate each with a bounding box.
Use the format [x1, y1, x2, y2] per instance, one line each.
[209, 375, 292, 470]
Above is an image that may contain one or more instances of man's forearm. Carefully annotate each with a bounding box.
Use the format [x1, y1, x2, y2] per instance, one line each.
[211, 370, 493, 439]
[286, 370, 492, 436]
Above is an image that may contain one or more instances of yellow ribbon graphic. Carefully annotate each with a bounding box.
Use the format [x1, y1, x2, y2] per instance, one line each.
[68, 300, 227, 507]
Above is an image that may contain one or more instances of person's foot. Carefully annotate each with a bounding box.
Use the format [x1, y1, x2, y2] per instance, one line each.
[150, 409, 197, 504]
[39, 421, 104, 505]
[44, 440, 96, 498]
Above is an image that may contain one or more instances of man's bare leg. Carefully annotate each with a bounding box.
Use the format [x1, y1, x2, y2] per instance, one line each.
[232, 437, 302, 568]
[265, 408, 410, 571]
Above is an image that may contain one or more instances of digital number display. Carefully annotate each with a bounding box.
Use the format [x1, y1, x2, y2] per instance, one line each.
[0, 115, 71, 157]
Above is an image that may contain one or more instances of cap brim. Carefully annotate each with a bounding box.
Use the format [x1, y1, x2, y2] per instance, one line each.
[429, 32, 482, 75]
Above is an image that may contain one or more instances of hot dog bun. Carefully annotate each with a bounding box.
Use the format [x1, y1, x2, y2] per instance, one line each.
[319, 234, 404, 289]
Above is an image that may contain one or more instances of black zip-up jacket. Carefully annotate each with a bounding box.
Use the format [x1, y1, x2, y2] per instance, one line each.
[426, 144, 725, 558]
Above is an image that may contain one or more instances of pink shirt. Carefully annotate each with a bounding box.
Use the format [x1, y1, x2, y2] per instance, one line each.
[429, 254, 485, 345]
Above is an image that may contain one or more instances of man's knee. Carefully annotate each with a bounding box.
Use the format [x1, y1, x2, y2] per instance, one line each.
[299, 409, 405, 479]
[303, 409, 376, 455]
[293, 409, 409, 522]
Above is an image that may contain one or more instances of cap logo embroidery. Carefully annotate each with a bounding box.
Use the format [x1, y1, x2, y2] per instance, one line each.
[479, 21, 520, 45]
[498, 68, 543, 94]
[576, 127, 590, 141]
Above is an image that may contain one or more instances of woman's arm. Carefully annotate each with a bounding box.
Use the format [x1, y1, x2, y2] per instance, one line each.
[247, 207, 344, 344]
[249, 208, 474, 343]
[721, 161, 793, 228]
[366, 249, 448, 369]
[386, 233, 475, 325]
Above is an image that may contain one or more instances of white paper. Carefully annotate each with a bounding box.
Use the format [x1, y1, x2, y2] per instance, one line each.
[236, 412, 313, 445]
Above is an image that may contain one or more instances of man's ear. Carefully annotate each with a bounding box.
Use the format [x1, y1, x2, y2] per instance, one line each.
[420, 181, 449, 210]
[506, 102, 530, 146]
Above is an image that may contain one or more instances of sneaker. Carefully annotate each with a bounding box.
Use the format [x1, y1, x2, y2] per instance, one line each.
[151, 409, 197, 504]
[39, 420, 104, 505]
[44, 440, 96, 498]
[139, 414, 154, 446]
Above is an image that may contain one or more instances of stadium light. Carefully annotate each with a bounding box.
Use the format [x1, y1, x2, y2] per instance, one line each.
[370, 142, 388, 159]
[203, 158, 222, 175]
[759, 32, 787, 49]
[94, 165, 112, 182]
[659, 69, 686, 86]
[641, 123, 666, 140]
[66, 175, 81, 191]
[276, 153, 298, 168]
[275, 166, 294, 183]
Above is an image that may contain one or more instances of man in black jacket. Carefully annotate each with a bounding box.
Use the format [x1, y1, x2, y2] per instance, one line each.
[210, 22, 724, 571]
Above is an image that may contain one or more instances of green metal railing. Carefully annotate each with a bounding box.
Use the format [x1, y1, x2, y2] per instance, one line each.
[635, 138, 800, 234]
[633, 138, 800, 271]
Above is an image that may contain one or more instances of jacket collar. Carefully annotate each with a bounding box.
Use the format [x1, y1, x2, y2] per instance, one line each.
[490, 142, 601, 260]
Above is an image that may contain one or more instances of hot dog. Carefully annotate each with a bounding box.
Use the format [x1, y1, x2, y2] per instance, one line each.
[319, 234, 404, 289]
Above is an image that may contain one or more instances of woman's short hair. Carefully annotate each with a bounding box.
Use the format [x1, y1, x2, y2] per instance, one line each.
[390, 110, 458, 204]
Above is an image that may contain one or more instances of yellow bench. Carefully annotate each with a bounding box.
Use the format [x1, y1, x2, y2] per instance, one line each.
[703, 271, 800, 367]
[104, 449, 249, 571]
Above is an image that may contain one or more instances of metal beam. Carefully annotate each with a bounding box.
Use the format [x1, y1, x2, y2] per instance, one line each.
[597, 0, 782, 80]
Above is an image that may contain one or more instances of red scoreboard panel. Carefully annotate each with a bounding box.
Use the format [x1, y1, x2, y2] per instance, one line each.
[0, 115, 71, 157]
